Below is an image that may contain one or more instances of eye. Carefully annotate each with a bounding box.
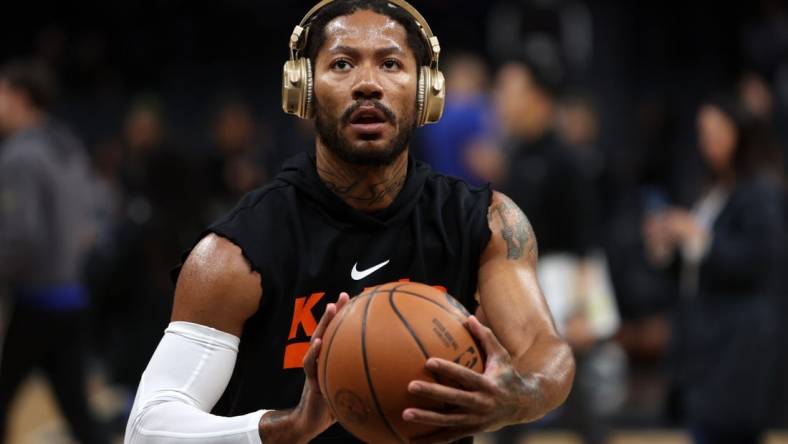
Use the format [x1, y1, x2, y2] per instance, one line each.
[382, 59, 402, 71]
[331, 59, 353, 71]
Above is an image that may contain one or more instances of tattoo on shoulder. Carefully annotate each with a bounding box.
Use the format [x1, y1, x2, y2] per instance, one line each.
[488, 194, 537, 260]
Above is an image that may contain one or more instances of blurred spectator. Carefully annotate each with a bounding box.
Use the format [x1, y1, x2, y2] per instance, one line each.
[737, 72, 788, 427]
[740, 0, 788, 174]
[557, 93, 629, 441]
[417, 53, 501, 185]
[0, 60, 108, 443]
[643, 95, 785, 444]
[493, 58, 612, 444]
[493, 57, 599, 279]
[556, 93, 606, 229]
[87, 96, 203, 433]
[738, 71, 788, 173]
[82, 137, 125, 370]
[738, 72, 775, 120]
[201, 97, 268, 220]
[121, 95, 165, 199]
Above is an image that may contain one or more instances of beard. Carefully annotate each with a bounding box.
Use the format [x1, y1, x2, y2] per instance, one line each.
[315, 97, 416, 167]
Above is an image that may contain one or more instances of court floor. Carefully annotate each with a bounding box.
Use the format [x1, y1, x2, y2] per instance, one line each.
[6, 374, 788, 444]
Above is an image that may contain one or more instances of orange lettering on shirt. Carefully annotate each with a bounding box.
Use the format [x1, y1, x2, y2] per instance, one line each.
[288, 292, 325, 340]
[283, 342, 310, 369]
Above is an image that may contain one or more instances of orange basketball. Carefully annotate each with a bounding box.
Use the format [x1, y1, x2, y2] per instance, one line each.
[317, 282, 485, 443]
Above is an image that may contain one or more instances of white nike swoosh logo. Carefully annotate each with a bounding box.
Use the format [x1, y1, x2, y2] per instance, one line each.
[351, 260, 390, 281]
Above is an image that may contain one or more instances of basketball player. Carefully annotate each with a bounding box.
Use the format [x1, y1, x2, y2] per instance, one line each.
[125, 1, 574, 443]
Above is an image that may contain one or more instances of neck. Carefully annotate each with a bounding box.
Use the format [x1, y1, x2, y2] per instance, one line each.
[315, 139, 409, 213]
[11, 108, 44, 134]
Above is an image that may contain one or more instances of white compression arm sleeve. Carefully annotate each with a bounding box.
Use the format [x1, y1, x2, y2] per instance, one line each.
[125, 321, 269, 444]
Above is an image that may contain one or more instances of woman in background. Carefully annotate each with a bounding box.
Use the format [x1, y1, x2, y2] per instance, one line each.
[644, 95, 785, 444]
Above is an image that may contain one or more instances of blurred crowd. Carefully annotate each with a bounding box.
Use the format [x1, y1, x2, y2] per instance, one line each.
[1, 0, 788, 443]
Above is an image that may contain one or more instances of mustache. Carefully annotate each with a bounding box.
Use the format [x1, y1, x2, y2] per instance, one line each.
[340, 99, 397, 125]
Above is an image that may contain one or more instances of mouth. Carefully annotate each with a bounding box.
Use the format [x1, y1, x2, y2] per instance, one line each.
[348, 106, 389, 136]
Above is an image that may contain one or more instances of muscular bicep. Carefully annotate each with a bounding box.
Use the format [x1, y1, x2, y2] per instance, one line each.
[171, 233, 262, 337]
[477, 191, 559, 360]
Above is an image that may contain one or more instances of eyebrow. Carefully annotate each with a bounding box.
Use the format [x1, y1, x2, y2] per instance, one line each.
[327, 45, 405, 58]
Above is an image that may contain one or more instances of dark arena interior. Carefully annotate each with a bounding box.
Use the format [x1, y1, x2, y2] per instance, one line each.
[1, 0, 787, 443]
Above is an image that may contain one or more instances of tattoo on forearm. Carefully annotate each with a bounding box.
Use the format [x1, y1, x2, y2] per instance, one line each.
[488, 196, 537, 260]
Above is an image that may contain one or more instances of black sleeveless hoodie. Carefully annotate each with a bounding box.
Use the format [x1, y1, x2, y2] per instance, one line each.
[179, 152, 491, 443]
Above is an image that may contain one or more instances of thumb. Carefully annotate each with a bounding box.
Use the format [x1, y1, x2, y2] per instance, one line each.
[467, 315, 509, 366]
[302, 337, 322, 381]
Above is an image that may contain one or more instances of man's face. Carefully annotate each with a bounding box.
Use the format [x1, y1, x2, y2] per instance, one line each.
[313, 10, 419, 166]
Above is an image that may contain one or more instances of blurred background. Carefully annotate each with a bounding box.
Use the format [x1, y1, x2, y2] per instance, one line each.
[0, 0, 787, 443]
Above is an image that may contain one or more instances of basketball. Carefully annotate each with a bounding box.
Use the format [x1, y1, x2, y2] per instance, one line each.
[317, 282, 485, 443]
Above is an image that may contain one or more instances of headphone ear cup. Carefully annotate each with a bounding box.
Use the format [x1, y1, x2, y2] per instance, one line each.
[281, 58, 314, 119]
[417, 66, 445, 126]
[417, 66, 428, 126]
[282, 59, 301, 117]
[303, 58, 314, 119]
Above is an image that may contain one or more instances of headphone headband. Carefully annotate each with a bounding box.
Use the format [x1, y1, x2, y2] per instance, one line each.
[289, 0, 440, 69]
[282, 0, 445, 125]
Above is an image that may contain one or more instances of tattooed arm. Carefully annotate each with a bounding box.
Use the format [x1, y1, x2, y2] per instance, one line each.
[476, 192, 575, 419]
[403, 192, 574, 443]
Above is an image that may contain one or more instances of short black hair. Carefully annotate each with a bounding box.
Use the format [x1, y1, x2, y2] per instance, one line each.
[499, 54, 564, 98]
[303, 0, 431, 69]
[703, 93, 783, 181]
[0, 59, 58, 111]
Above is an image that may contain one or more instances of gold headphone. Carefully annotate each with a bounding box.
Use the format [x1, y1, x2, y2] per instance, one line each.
[281, 0, 445, 126]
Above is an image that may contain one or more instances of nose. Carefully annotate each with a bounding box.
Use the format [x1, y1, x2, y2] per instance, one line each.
[351, 64, 383, 101]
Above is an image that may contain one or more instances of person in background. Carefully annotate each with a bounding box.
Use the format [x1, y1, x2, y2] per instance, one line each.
[492, 57, 604, 444]
[643, 95, 784, 444]
[417, 52, 501, 185]
[120, 96, 169, 204]
[201, 97, 268, 220]
[738, 72, 775, 122]
[738, 71, 788, 169]
[0, 59, 108, 444]
[556, 94, 604, 194]
[493, 58, 598, 266]
[555, 93, 626, 444]
[737, 77, 788, 426]
[90, 96, 203, 434]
